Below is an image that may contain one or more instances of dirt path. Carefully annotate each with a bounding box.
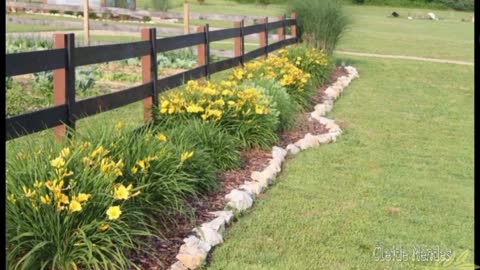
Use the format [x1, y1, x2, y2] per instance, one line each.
[334, 50, 474, 66]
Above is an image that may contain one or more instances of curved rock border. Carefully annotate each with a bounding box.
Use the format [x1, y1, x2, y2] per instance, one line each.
[168, 66, 360, 270]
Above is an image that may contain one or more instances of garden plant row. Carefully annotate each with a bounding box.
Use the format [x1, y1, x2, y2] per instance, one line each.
[7, 45, 337, 269]
[168, 62, 359, 270]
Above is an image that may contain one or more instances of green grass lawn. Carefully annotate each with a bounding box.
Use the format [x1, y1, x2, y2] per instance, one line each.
[6, 23, 81, 33]
[338, 5, 474, 61]
[137, 0, 285, 16]
[206, 56, 474, 269]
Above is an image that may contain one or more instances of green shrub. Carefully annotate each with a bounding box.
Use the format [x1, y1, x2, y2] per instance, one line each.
[64, 10, 75, 16]
[5, 80, 39, 116]
[230, 52, 314, 110]
[143, 15, 152, 21]
[102, 12, 114, 19]
[438, 0, 473, 10]
[6, 37, 53, 53]
[73, 119, 220, 217]
[157, 49, 197, 69]
[150, 0, 169, 11]
[280, 44, 334, 87]
[159, 119, 242, 170]
[6, 134, 154, 270]
[288, 0, 350, 54]
[49, 9, 59, 14]
[89, 12, 98, 19]
[76, 11, 83, 17]
[244, 78, 299, 131]
[154, 80, 279, 149]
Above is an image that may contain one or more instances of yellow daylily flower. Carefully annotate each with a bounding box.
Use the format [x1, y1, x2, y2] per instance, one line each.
[22, 186, 36, 198]
[7, 194, 16, 203]
[106, 206, 122, 220]
[40, 195, 51, 205]
[99, 224, 110, 231]
[51, 157, 65, 168]
[60, 147, 71, 158]
[156, 133, 167, 142]
[75, 193, 91, 203]
[181, 151, 194, 162]
[114, 184, 130, 200]
[69, 200, 82, 212]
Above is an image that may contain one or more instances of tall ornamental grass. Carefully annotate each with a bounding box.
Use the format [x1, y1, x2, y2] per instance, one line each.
[288, 0, 350, 54]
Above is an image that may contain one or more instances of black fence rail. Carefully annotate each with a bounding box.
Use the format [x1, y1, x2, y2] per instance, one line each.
[5, 14, 298, 141]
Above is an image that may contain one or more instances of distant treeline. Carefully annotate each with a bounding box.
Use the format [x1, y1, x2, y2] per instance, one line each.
[227, 0, 473, 11]
[349, 0, 473, 11]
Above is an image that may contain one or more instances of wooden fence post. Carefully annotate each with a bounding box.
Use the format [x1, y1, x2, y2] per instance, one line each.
[141, 28, 158, 123]
[278, 15, 285, 42]
[53, 33, 76, 141]
[83, 0, 90, 46]
[234, 20, 244, 66]
[291, 12, 298, 41]
[197, 25, 207, 78]
[184, 1, 190, 34]
[259, 17, 268, 58]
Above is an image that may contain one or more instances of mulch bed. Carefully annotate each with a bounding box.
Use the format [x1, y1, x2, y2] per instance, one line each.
[130, 66, 348, 270]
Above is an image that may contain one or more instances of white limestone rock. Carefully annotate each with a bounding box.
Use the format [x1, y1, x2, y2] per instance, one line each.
[272, 146, 287, 161]
[193, 225, 223, 246]
[209, 210, 234, 224]
[427, 12, 438, 20]
[304, 133, 320, 146]
[314, 104, 326, 116]
[325, 122, 342, 133]
[176, 236, 211, 269]
[318, 117, 335, 125]
[295, 133, 319, 150]
[328, 131, 342, 142]
[251, 171, 273, 187]
[203, 216, 227, 234]
[267, 159, 282, 174]
[286, 144, 301, 155]
[169, 261, 188, 270]
[316, 133, 334, 144]
[240, 181, 264, 196]
[225, 189, 253, 211]
[324, 100, 334, 112]
[345, 66, 359, 78]
[325, 87, 337, 98]
[310, 110, 323, 122]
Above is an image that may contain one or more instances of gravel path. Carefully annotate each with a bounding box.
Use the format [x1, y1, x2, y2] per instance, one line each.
[334, 50, 474, 66]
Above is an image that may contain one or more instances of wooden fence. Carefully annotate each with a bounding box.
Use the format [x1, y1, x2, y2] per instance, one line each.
[5, 13, 298, 141]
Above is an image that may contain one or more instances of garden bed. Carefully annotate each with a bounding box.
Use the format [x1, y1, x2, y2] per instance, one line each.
[130, 65, 349, 270]
[6, 45, 340, 270]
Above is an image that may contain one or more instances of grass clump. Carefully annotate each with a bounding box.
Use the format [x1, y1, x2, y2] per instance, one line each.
[288, 0, 350, 54]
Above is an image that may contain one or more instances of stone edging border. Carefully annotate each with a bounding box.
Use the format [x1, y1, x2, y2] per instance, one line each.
[168, 66, 360, 270]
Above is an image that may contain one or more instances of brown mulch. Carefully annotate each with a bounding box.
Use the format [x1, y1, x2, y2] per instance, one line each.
[130, 66, 348, 270]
